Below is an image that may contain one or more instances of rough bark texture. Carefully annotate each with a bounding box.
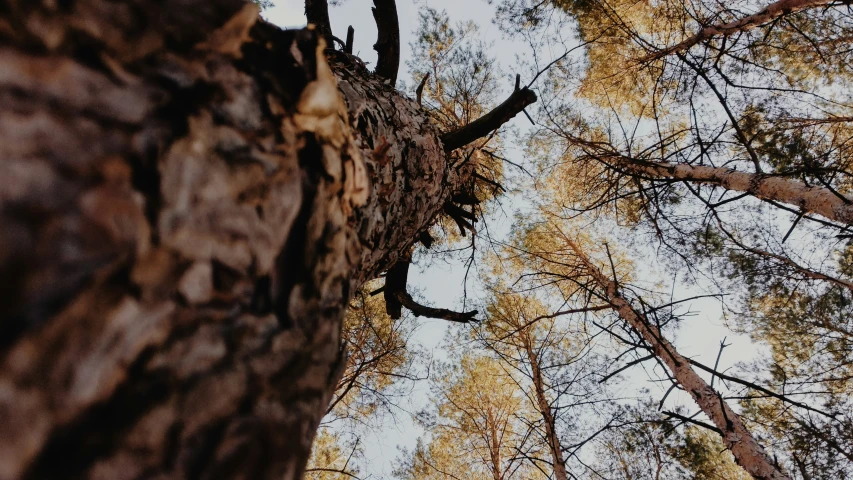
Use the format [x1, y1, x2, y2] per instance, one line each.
[639, 0, 838, 62]
[0, 2, 469, 478]
[610, 155, 853, 225]
[567, 241, 790, 480]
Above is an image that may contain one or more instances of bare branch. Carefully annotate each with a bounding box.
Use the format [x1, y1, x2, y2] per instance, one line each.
[305, 0, 333, 47]
[345, 25, 354, 54]
[416, 73, 430, 106]
[441, 84, 537, 152]
[372, 0, 400, 84]
[393, 291, 479, 323]
[637, 0, 838, 62]
[662, 411, 722, 435]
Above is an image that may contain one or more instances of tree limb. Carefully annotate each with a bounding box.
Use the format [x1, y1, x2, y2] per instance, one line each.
[372, 0, 400, 83]
[637, 0, 838, 62]
[441, 84, 537, 152]
[393, 291, 479, 323]
[662, 411, 722, 435]
[383, 256, 477, 323]
[345, 25, 354, 54]
[305, 0, 333, 47]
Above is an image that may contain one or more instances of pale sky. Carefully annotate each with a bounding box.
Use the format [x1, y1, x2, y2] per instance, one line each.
[263, 1, 760, 477]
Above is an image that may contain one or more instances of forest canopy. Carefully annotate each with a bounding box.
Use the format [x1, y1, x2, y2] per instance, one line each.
[0, 0, 851, 478]
[302, 0, 853, 478]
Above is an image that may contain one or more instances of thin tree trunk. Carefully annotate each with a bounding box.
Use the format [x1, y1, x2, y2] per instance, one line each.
[0, 2, 473, 478]
[605, 154, 853, 225]
[638, 0, 838, 62]
[563, 238, 791, 480]
[488, 408, 504, 480]
[520, 332, 569, 480]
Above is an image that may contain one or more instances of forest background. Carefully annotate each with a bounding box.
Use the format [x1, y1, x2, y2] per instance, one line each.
[255, 0, 853, 479]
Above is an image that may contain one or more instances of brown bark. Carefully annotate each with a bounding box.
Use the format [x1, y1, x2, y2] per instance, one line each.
[0, 1, 475, 479]
[564, 239, 791, 480]
[601, 152, 853, 226]
[520, 332, 568, 480]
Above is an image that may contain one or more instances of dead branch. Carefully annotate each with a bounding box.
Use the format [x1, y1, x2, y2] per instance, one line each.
[441, 82, 537, 152]
[345, 25, 354, 54]
[393, 291, 479, 323]
[305, 0, 333, 47]
[383, 258, 409, 319]
[371, 0, 400, 83]
[416, 73, 430, 106]
[383, 256, 477, 323]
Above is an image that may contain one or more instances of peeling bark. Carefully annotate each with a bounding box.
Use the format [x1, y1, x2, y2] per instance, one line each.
[566, 240, 791, 480]
[638, 0, 840, 62]
[606, 155, 853, 225]
[0, 2, 472, 479]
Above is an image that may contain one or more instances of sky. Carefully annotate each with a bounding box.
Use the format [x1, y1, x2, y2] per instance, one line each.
[263, 1, 762, 477]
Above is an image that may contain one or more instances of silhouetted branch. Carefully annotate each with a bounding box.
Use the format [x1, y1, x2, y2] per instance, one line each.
[305, 0, 333, 47]
[372, 0, 400, 83]
[383, 258, 409, 319]
[393, 291, 479, 323]
[662, 411, 722, 434]
[345, 25, 354, 54]
[599, 354, 655, 383]
[416, 73, 430, 106]
[688, 358, 836, 419]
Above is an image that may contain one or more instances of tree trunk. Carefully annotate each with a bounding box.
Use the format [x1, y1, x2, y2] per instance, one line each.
[608, 155, 853, 225]
[0, 2, 469, 478]
[564, 239, 791, 480]
[521, 335, 569, 480]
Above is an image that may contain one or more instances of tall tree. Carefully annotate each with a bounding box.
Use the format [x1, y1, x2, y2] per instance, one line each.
[0, 1, 535, 478]
[396, 354, 545, 480]
[477, 291, 611, 479]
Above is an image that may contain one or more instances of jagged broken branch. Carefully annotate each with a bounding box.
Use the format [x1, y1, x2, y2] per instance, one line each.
[441, 80, 537, 152]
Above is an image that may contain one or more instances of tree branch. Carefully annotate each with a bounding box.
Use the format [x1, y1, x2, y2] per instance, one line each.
[383, 256, 477, 323]
[345, 25, 354, 54]
[393, 291, 479, 323]
[662, 411, 722, 435]
[305, 0, 333, 47]
[637, 0, 837, 62]
[372, 0, 400, 84]
[441, 84, 537, 152]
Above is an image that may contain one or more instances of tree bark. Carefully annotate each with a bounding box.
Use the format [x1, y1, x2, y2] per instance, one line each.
[604, 154, 853, 226]
[564, 239, 791, 480]
[520, 333, 568, 480]
[0, 2, 471, 478]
